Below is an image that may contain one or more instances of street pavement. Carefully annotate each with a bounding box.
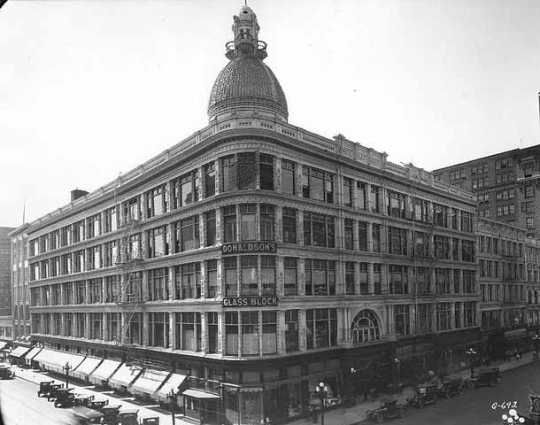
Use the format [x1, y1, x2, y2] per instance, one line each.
[0, 366, 192, 425]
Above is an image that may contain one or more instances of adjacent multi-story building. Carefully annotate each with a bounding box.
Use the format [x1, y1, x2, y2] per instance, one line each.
[0, 227, 14, 343]
[25, 6, 480, 424]
[10, 224, 31, 342]
[434, 145, 540, 238]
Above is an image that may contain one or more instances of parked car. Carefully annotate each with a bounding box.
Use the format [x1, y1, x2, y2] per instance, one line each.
[37, 380, 55, 397]
[54, 388, 76, 408]
[438, 377, 464, 398]
[72, 406, 105, 425]
[87, 398, 109, 411]
[140, 418, 160, 425]
[408, 384, 439, 408]
[101, 405, 122, 425]
[366, 399, 406, 423]
[118, 408, 139, 425]
[471, 367, 500, 388]
[74, 393, 95, 407]
[0, 364, 14, 379]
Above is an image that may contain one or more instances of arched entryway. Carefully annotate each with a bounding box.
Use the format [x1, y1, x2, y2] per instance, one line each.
[351, 310, 381, 344]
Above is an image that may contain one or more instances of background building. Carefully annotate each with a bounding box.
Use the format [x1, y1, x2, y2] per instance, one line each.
[10, 224, 31, 342]
[23, 6, 480, 425]
[434, 145, 540, 238]
[0, 227, 14, 343]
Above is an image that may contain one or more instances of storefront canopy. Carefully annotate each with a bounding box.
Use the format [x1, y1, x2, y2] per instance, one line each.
[153, 373, 188, 403]
[24, 346, 42, 365]
[33, 349, 85, 374]
[0, 342, 7, 350]
[108, 363, 143, 390]
[130, 368, 170, 397]
[183, 389, 220, 400]
[88, 359, 122, 385]
[72, 356, 103, 380]
[9, 346, 30, 358]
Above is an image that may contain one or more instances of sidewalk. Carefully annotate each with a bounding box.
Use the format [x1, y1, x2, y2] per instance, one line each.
[288, 352, 537, 425]
[13, 366, 192, 425]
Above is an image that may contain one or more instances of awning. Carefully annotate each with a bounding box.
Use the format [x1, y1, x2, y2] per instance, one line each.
[108, 363, 143, 390]
[9, 346, 30, 358]
[130, 369, 170, 396]
[24, 346, 42, 365]
[33, 349, 85, 374]
[153, 373, 188, 402]
[182, 389, 220, 400]
[0, 342, 7, 350]
[89, 359, 122, 385]
[72, 356, 103, 380]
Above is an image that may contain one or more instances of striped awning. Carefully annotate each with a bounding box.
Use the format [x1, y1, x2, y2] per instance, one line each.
[10, 346, 31, 358]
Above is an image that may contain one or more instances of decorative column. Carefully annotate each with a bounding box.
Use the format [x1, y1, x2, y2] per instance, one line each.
[336, 261, 345, 295]
[295, 164, 304, 197]
[200, 312, 207, 353]
[299, 310, 307, 351]
[216, 258, 223, 297]
[367, 222, 373, 252]
[275, 206, 283, 242]
[298, 258, 305, 296]
[275, 157, 282, 193]
[102, 312, 108, 341]
[85, 280, 89, 305]
[409, 304, 416, 335]
[215, 207, 222, 245]
[214, 159, 221, 195]
[142, 271, 148, 302]
[354, 262, 361, 295]
[277, 257, 285, 297]
[217, 312, 224, 354]
[169, 312, 175, 349]
[199, 212, 206, 249]
[85, 313, 90, 339]
[277, 311, 286, 354]
[368, 263, 375, 294]
[200, 260, 207, 298]
[142, 312, 149, 346]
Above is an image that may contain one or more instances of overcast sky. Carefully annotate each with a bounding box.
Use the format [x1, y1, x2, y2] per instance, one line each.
[2, 0, 540, 227]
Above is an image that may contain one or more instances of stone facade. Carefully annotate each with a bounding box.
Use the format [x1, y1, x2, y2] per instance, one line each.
[10, 224, 30, 341]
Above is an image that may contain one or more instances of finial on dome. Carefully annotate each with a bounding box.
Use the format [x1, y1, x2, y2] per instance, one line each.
[225, 5, 267, 60]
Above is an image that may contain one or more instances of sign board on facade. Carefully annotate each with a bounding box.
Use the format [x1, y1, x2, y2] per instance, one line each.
[221, 242, 277, 255]
[222, 296, 279, 308]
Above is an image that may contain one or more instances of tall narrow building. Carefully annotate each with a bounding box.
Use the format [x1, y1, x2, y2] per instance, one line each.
[25, 6, 480, 424]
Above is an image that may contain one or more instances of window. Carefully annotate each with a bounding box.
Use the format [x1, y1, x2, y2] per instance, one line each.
[351, 310, 380, 344]
[147, 226, 168, 258]
[435, 268, 451, 295]
[463, 270, 475, 294]
[60, 226, 72, 247]
[306, 309, 337, 349]
[357, 182, 367, 210]
[372, 224, 381, 252]
[175, 312, 201, 352]
[462, 240, 475, 262]
[417, 304, 433, 334]
[224, 257, 238, 296]
[303, 212, 334, 248]
[238, 152, 257, 190]
[207, 312, 218, 354]
[147, 268, 168, 301]
[359, 263, 369, 294]
[387, 191, 407, 218]
[415, 267, 431, 295]
[389, 265, 408, 294]
[88, 279, 102, 303]
[261, 256, 276, 295]
[281, 159, 296, 194]
[122, 198, 140, 225]
[239, 204, 257, 241]
[206, 260, 218, 298]
[305, 259, 335, 295]
[225, 311, 239, 355]
[413, 198, 430, 222]
[370, 185, 381, 213]
[394, 305, 410, 336]
[73, 220, 85, 243]
[284, 258, 297, 295]
[461, 211, 473, 232]
[302, 167, 334, 203]
[285, 310, 299, 352]
[105, 276, 120, 303]
[177, 263, 201, 299]
[204, 162, 216, 197]
[434, 235, 450, 259]
[205, 210, 216, 246]
[436, 303, 451, 331]
[90, 313, 102, 340]
[388, 227, 407, 255]
[433, 204, 448, 227]
[344, 219, 354, 250]
[241, 256, 258, 296]
[148, 312, 169, 348]
[358, 221, 368, 251]
[259, 153, 274, 190]
[146, 185, 167, 218]
[223, 206, 237, 243]
[179, 215, 200, 251]
[242, 311, 259, 355]
[345, 262, 355, 295]
[103, 241, 118, 267]
[282, 208, 297, 243]
[464, 302, 476, 327]
[222, 155, 237, 192]
[103, 207, 117, 233]
[343, 177, 353, 207]
[414, 232, 430, 257]
[260, 204, 274, 241]
[262, 311, 277, 354]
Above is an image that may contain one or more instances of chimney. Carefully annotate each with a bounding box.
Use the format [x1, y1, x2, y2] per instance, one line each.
[71, 189, 89, 202]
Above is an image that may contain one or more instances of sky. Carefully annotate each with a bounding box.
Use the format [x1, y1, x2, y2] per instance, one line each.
[1, 0, 540, 227]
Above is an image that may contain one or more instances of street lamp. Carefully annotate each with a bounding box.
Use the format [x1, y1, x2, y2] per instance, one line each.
[465, 348, 477, 377]
[393, 358, 401, 393]
[168, 389, 177, 425]
[63, 362, 72, 389]
[315, 381, 329, 425]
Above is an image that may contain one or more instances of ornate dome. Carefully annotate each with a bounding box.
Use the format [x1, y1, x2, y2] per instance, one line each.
[207, 6, 288, 122]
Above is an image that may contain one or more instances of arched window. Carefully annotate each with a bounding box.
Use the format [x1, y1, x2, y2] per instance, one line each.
[351, 310, 380, 344]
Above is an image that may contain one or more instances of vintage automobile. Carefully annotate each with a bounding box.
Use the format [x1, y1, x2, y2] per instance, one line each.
[87, 398, 109, 411]
[0, 364, 14, 379]
[46, 383, 65, 401]
[101, 405, 122, 425]
[74, 393, 95, 407]
[53, 388, 76, 408]
[471, 367, 501, 388]
[366, 399, 406, 423]
[37, 380, 56, 397]
[140, 418, 160, 425]
[72, 406, 105, 425]
[118, 408, 139, 425]
[438, 377, 464, 398]
[408, 384, 439, 408]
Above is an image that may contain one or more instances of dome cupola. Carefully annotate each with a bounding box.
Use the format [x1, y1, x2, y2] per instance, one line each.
[207, 5, 288, 122]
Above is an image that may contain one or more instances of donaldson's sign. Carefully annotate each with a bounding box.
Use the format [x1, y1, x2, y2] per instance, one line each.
[222, 296, 278, 308]
[221, 242, 277, 255]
